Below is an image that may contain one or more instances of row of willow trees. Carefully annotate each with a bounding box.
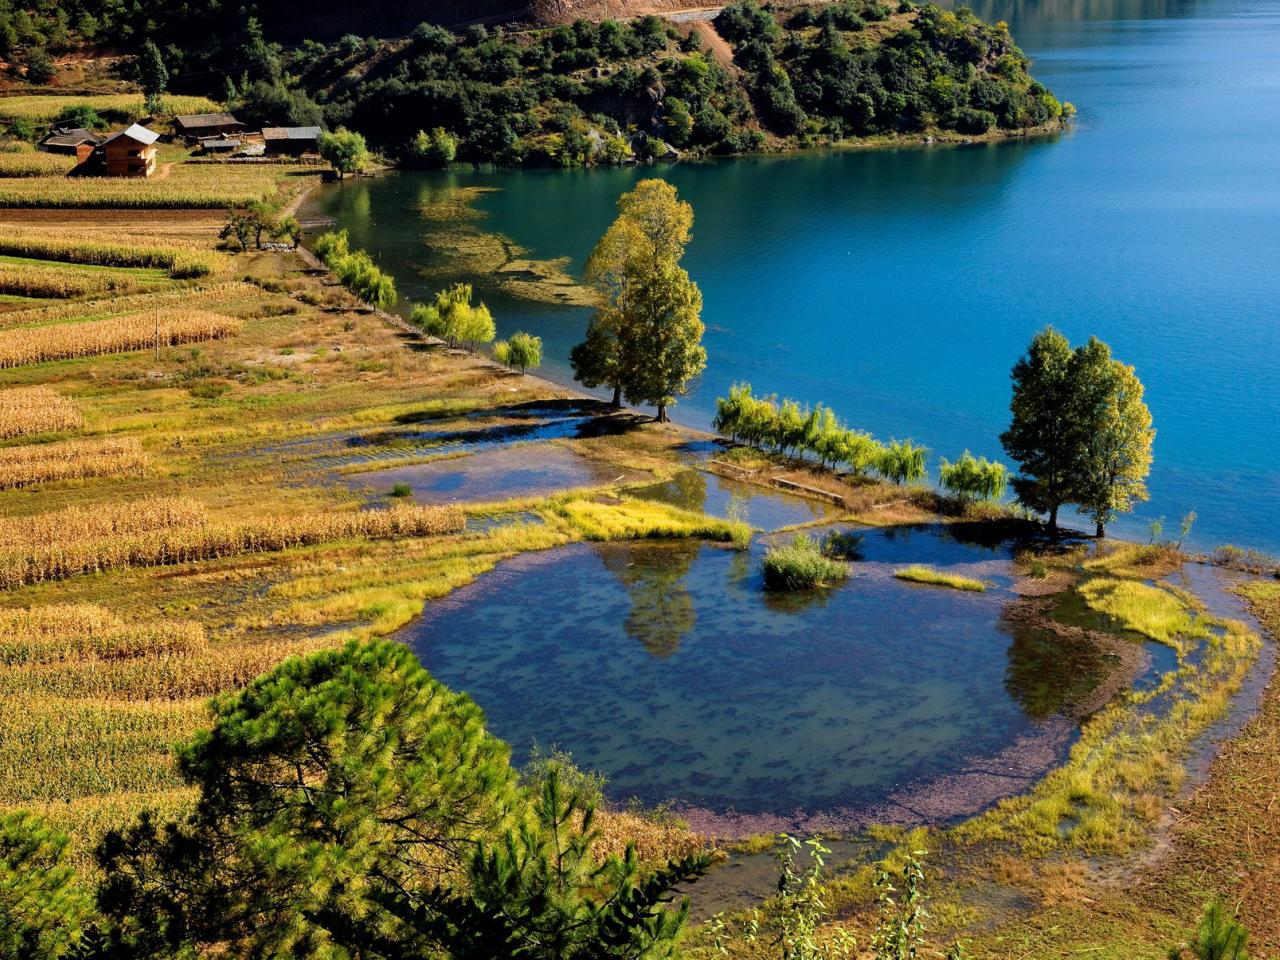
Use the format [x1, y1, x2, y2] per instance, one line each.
[712, 383, 931, 485]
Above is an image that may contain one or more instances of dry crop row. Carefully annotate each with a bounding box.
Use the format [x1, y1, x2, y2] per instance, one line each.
[0, 435, 145, 488]
[0, 386, 83, 438]
[0, 503, 466, 588]
[0, 233, 220, 277]
[0, 164, 296, 209]
[0, 263, 147, 299]
[0, 604, 207, 665]
[0, 281, 258, 329]
[0, 308, 241, 367]
[0, 497, 207, 547]
[0, 94, 222, 122]
[0, 151, 78, 178]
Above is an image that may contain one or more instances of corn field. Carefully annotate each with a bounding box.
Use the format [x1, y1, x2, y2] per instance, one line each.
[0, 604, 207, 665]
[0, 233, 221, 278]
[0, 152, 79, 178]
[0, 435, 146, 488]
[0, 386, 83, 438]
[0, 282, 257, 330]
[0, 164, 298, 209]
[0, 94, 223, 122]
[0, 503, 465, 588]
[0, 497, 207, 548]
[0, 263, 148, 299]
[0, 309, 242, 368]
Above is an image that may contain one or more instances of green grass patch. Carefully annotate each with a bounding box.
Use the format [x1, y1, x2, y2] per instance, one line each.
[894, 564, 987, 592]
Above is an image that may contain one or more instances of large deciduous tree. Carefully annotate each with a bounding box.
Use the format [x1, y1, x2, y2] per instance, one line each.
[137, 41, 168, 115]
[571, 179, 706, 422]
[1002, 328, 1155, 536]
[1070, 338, 1154, 537]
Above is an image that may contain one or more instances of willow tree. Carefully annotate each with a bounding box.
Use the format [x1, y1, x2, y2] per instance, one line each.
[939, 451, 1009, 503]
[1071, 340, 1154, 537]
[1000, 327, 1078, 532]
[571, 179, 706, 422]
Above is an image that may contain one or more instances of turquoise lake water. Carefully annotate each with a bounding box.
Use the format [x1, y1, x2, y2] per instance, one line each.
[314, 0, 1280, 552]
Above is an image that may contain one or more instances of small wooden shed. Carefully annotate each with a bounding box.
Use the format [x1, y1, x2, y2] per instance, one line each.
[174, 112, 246, 142]
[262, 126, 321, 157]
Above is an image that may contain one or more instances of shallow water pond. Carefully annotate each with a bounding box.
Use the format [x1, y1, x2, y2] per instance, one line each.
[404, 526, 1138, 831]
[628, 470, 843, 532]
[349, 444, 625, 504]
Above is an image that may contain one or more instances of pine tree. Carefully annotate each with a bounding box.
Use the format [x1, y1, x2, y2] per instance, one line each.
[0, 812, 94, 960]
[138, 41, 168, 115]
[96, 638, 521, 957]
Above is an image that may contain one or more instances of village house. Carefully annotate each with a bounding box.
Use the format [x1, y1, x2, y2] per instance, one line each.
[262, 126, 321, 157]
[96, 123, 160, 177]
[199, 136, 242, 155]
[38, 126, 101, 157]
[174, 112, 245, 142]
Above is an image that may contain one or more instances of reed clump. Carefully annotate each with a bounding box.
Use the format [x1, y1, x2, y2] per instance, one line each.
[762, 534, 850, 590]
[894, 565, 988, 592]
[0, 503, 465, 588]
[0, 386, 83, 438]
[0, 309, 241, 368]
[0, 435, 145, 488]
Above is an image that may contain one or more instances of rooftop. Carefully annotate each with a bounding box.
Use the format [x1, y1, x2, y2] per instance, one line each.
[101, 123, 161, 147]
[174, 112, 242, 129]
[262, 126, 322, 140]
[40, 127, 100, 147]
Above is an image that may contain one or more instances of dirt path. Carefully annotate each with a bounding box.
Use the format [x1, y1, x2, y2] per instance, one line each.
[686, 17, 736, 71]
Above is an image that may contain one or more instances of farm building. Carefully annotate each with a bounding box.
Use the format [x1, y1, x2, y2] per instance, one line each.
[174, 112, 245, 142]
[97, 123, 160, 177]
[199, 136, 242, 154]
[262, 126, 321, 157]
[39, 127, 101, 155]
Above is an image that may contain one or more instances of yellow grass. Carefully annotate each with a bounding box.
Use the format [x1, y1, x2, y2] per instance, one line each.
[550, 496, 752, 544]
[0, 94, 222, 122]
[0, 503, 466, 589]
[894, 564, 988, 592]
[0, 435, 145, 489]
[0, 385, 83, 438]
[0, 308, 241, 367]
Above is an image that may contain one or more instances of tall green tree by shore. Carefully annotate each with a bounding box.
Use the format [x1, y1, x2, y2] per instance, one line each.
[1000, 327, 1079, 532]
[1071, 338, 1154, 537]
[570, 180, 707, 422]
[1001, 328, 1154, 536]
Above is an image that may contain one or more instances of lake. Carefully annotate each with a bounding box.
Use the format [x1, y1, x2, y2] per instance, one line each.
[311, 0, 1280, 554]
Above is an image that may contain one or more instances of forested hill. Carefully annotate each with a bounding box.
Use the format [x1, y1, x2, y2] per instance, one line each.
[307, 1, 1071, 166]
[0, 0, 1070, 168]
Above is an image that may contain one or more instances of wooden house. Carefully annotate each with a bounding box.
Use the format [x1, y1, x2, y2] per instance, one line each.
[262, 126, 321, 157]
[38, 126, 101, 155]
[199, 136, 242, 155]
[98, 123, 160, 177]
[174, 112, 245, 142]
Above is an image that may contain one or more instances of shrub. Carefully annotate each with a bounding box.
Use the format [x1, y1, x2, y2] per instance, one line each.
[762, 534, 850, 590]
